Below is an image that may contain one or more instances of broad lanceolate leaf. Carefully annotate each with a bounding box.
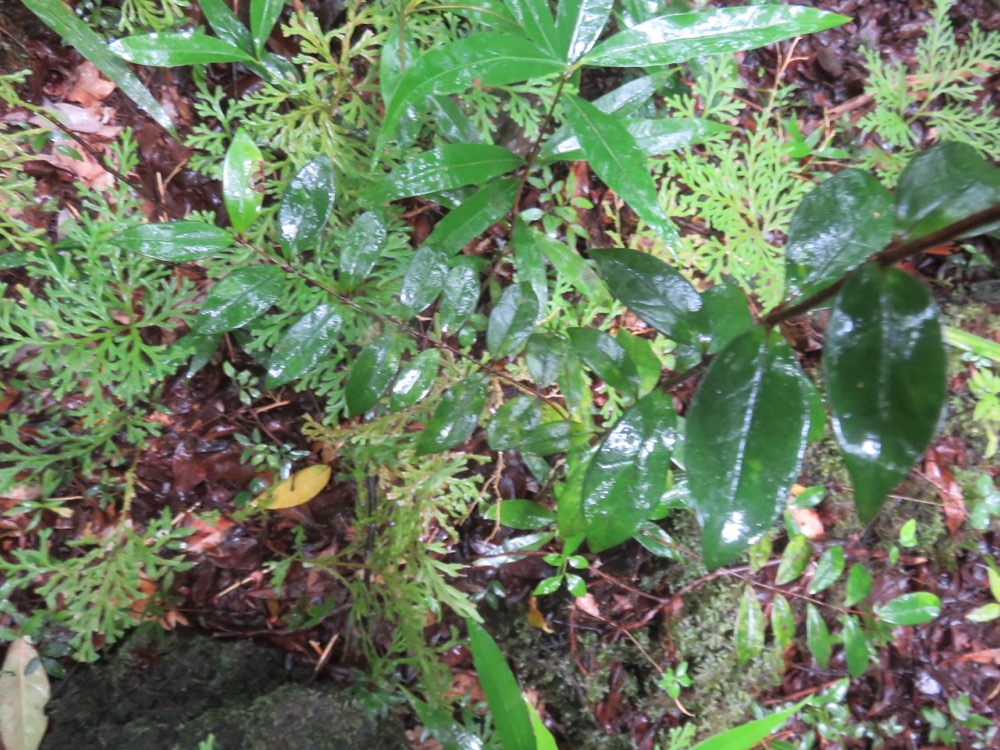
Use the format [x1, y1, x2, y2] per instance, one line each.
[265, 303, 343, 388]
[687, 327, 812, 570]
[466, 620, 536, 750]
[547, 117, 729, 161]
[895, 141, 1000, 240]
[339, 211, 388, 287]
[252, 465, 331, 509]
[775, 534, 812, 586]
[809, 544, 845, 595]
[582, 390, 676, 552]
[824, 265, 946, 521]
[424, 178, 520, 255]
[555, 0, 614, 63]
[562, 95, 681, 253]
[525, 332, 571, 387]
[114, 221, 233, 261]
[199, 0, 254, 52]
[735, 584, 765, 666]
[223, 128, 264, 234]
[506, 0, 560, 56]
[567, 328, 640, 397]
[487, 283, 539, 358]
[110, 32, 254, 66]
[278, 155, 335, 256]
[345, 332, 402, 416]
[369, 144, 522, 203]
[841, 614, 868, 678]
[250, 0, 284, 55]
[582, 6, 848, 68]
[400, 246, 450, 314]
[438, 261, 482, 333]
[487, 396, 542, 451]
[191, 265, 284, 335]
[843, 563, 872, 607]
[590, 248, 702, 344]
[389, 349, 441, 413]
[806, 604, 832, 669]
[875, 592, 941, 626]
[0, 637, 49, 750]
[416, 374, 488, 455]
[784, 169, 894, 298]
[771, 593, 796, 649]
[691, 700, 807, 750]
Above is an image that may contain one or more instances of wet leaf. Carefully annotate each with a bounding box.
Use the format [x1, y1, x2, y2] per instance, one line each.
[466, 619, 535, 750]
[223, 128, 264, 234]
[806, 604, 832, 669]
[525, 332, 571, 387]
[345, 332, 402, 417]
[110, 32, 254, 66]
[687, 328, 812, 570]
[487, 396, 543, 451]
[507, 0, 559, 55]
[555, 0, 614, 63]
[775, 534, 812, 586]
[513, 219, 549, 312]
[371, 144, 522, 203]
[400, 246, 449, 314]
[735, 584, 765, 666]
[689, 282, 753, 354]
[549, 117, 729, 160]
[771, 593, 795, 649]
[487, 283, 539, 358]
[339, 211, 388, 287]
[876, 592, 941, 626]
[0, 637, 50, 750]
[253, 465, 331, 510]
[824, 265, 946, 521]
[250, 0, 284, 55]
[517, 420, 591, 456]
[582, 390, 677, 552]
[199, 0, 253, 52]
[567, 328, 640, 397]
[278, 155, 335, 256]
[809, 545, 845, 595]
[425, 178, 519, 255]
[633, 521, 677, 559]
[438, 261, 482, 333]
[691, 701, 805, 750]
[191, 266, 284, 335]
[114, 221, 233, 261]
[388, 349, 441, 412]
[843, 563, 872, 607]
[416, 374, 488, 455]
[482, 500, 556, 530]
[616, 330, 660, 396]
[556, 459, 587, 539]
[265, 303, 343, 388]
[841, 614, 869, 677]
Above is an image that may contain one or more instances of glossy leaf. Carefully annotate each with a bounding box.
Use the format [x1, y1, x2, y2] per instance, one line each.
[24, 0, 175, 131]
[841, 614, 868, 678]
[633, 521, 677, 559]
[250, 0, 284, 55]
[438, 262, 482, 333]
[370, 144, 522, 203]
[345, 332, 402, 417]
[223, 128, 264, 234]
[110, 32, 254, 66]
[775, 534, 812, 586]
[482, 500, 557, 531]
[843, 563, 872, 607]
[487, 283, 539, 358]
[114, 221, 233, 261]
[771, 593, 796, 649]
[517, 420, 591, 456]
[487, 397, 543, 451]
[525, 332, 571, 387]
[466, 620, 536, 750]
[824, 265, 946, 521]
[735, 584, 765, 666]
[400, 246, 449, 313]
[425, 178, 519, 255]
[416, 374, 488, 455]
[809, 545, 845, 595]
[895, 141, 1000, 240]
[591, 248, 703, 344]
[199, 0, 254, 53]
[785, 169, 894, 298]
[583, 6, 848, 68]
[567, 328, 639, 397]
[513, 221, 549, 314]
[507, 0, 560, 55]
[253, 465, 331, 510]
[265, 304, 343, 388]
[687, 328, 812, 570]
[616, 330, 661, 396]
[876, 592, 941, 626]
[549, 117, 729, 161]
[689, 282, 753, 354]
[278, 155, 335, 256]
[582, 390, 677, 552]
[692, 701, 805, 750]
[527, 697, 558, 750]
[555, 0, 614, 63]
[191, 266, 284, 335]
[966, 603, 1000, 622]
[806, 604, 832, 669]
[0, 637, 49, 750]
[339, 211, 388, 287]
[389, 350, 441, 413]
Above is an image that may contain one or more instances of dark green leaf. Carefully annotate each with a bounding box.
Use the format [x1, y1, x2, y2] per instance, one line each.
[416, 374, 488, 455]
[809, 545, 845, 595]
[689, 282, 752, 353]
[113, 221, 233, 261]
[806, 604, 832, 669]
[775, 534, 812, 586]
[525, 333, 571, 387]
[555, 0, 613, 63]
[735, 584, 765, 666]
[425, 178, 519, 255]
[466, 619, 536, 750]
[687, 328, 812, 570]
[223, 128, 263, 234]
[591, 248, 703, 345]
[265, 303, 342, 388]
[370, 144, 522, 203]
[487, 397, 543, 451]
[507, 0, 560, 55]
[895, 142, 1000, 240]
[513, 219, 549, 312]
[339, 211, 388, 287]
[400, 246, 449, 314]
[785, 169, 894, 298]
[549, 117, 729, 161]
[582, 391, 677, 552]
[110, 32, 254, 66]
[616, 330, 660, 396]
[199, 0, 253, 52]
[843, 563, 872, 607]
[438, 261, 482, 333]
[518, 420, 591, 456]
[876, 592, 941, 626]
[633, 521, 677, 559]
[482, 499, 556, 530]
[426, 95, 483, 143]
[405, 691, 484, 750]
[691, 702, 806, 750]
[567, 328, 639, 397]
[841, 615, 868, 678]
[771, 593, 795, 649]
[487, 283, 539, 358]
[278, 155, 335, 256]
[583, 6, 848, 68]
[191, 266, 284, 335]
[250, 0, 284, 55]
[389, 349, 441, 412]
[824, 265, 946, 520]
[345, 332, 402, 417]
[556, 462, 587, 540]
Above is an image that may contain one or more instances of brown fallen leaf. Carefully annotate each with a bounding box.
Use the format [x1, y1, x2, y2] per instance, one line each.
[66, 61, 116, 108]
[945, 648, 1000, 665]
[923, 449, 966, 536]
[789, 507, 825, 540]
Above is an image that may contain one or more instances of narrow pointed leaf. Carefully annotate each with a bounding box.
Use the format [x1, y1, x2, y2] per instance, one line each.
[389, 349, 441, 413]
[438, 262, 482, 333]
[633, 521, 677, 559]
[114, 221, 233, 261]
[199, 0, 254, 52]
[876, 592, 941, 626]
[110, 32, 254, 66]
[416, 374, 488, 455]
[223, 128, 264, 234]
[843, 563, 872, 607]
[687, 328, 812, 570]
[549, 117, 729, 161]
[265, 304, 343, 388]
[191, 266, 284, 335]
[278, 155, 335, 256]
[809, 544, 845, 595]
[771, 593, 796, 649]
[253, 465, 330, 510]
[583, 6, 848, 68]
[567, 328, 640, 397]
[425, 178, 519, 255]
[735, 584, 765, 665]
[824, 265, 946, 521]
[555, 0, 614, 63]
[466, 620, 535, 750]
[582, 390, 677, 552]
[513, 219, 549, 313]
[370, 144, 522, 203]
[0, 637, 49, 750]
[841, 615, 868, 677]
[345, 333, 402, 416]
[692, 701, 806, 750]
[250, 0, 284, 55]
[806, 604, 832, 669]
[775, 534, 812, 586]
[339, 211, 388, 287]
[488, 283, 539, 358]
[507, 0, 560, 55]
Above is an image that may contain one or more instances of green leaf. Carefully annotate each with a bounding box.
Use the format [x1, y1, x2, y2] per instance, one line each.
[527, 696, 559, 750]
[487, 397, 543, 451]
[265, 303, 343, 388]
[556, 461, 587, 539]
[278, 155, 335, 256]
[466, 620, 536, 750]
[110, 32, 254, 66]
[339, 211, 388, 287]
[590, 248, 703, 344]
[988, 567, 1000, 602]
[687, 328, 812, 570]
[895, 142, 1000, 241]
[775, 534, 812, 586]
[633, 521, 677, 559]
[113, 221, 233, 261]
[824, 265, 946, 521]
[689, 282, 752, 354]
[555, 0, 614, 63]
[416, 374, 488, 455]
[583, 6, 848, 68]
[389, 349, 441, 413]
[400, 246, 449, 314]
[345, 332, 402, 417]
[843, 563, 872, 608]
[199, 0, 254, 52]
[616, 330, 661, 396]
[482, 500, 557, 531]
[771, 593, 796, 649]
[223, 128, 263, 234]
[841, 614, 868, 677]
[875, 592, 941, 626]
[487, 283, 539, 358]
[582, 391, 676, 552]
[425, 178, 519, 255]
[525, 332, 571, 387]
[548, 117, 729, 161]
[784, 169, 894, 298]
[966, 603, 1000, 622]
[506, 0, 560, 56]
[517, 420, 592, 456]
[809, 545, 845, 595]
[250, 0, 284, 55]
[567, 328, 640, 397]
[23, 0, 175, 131]
[191, 266, 284, 335]
[806, 604, 832, 669]
[370, 144, 522, 203]
[438, 261, 482, 333]
[735, 584, 765, 666]
[692, 703, 806, 750]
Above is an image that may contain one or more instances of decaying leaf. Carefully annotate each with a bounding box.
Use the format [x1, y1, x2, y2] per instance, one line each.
[0, 637, 50, 750]
[252, 465, 331, 510]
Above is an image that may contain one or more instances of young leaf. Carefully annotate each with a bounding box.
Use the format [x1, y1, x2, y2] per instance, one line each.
[555, 0, 614, 63]
[775, 534, 812, 586]
[388, 349, 441, 413]
[199, 0, 254, 52]
[0, 637, 49, 750]
[250, 0, 284, 55]
[487, 283, 539, 358]
[191, 266, 284, 335]
[771, 593, 796, 649]
[691, 701, 807, 750]
[223, 128, 264, 234]
[806, 604, 832, 669]
[424, 178, 519, 255]
[735, 584, 765, 666]
[252, 465, 331, 510]
[482, 500, 557, 531]
[687, 328, 812, 570]
[784, 169, 894, 298]
[369, 144, 522, 203]
[875, 592, 941, 626]
[416, 374, 488, 455]
[582, 390, 676, 552]
[339, 211, 388, 287]
[265, 303, 343, 388]
[824, 265, 946, 521]
[110, 32, 254, 66]
[841, 614, 869, 678]
[966, 603, 1000, 622]
[113, 221, 233, 261]
[278, 155, 335, 256]
[843, 563, 873, 607]
[561, 95, 681, 253]
[400, 246, 449, 314]
[582, 6, 848, 68]
[567, 328, 640, 397]
[466, 620, 536, 750]
[809, 545, 845, 595]
[345, 332, 402, 417]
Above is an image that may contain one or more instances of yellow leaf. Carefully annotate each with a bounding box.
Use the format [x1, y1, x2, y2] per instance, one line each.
[252, 465, 331, 510]
[0, 637, 50, 750]
[527, 596, 553, 634]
